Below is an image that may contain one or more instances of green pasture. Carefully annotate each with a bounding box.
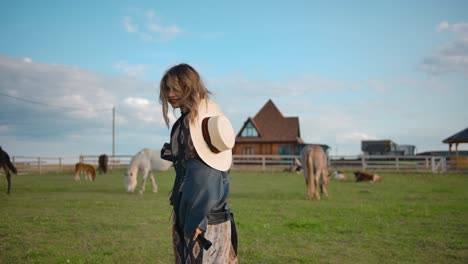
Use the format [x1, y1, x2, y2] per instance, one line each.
[1, 169, 467, 263]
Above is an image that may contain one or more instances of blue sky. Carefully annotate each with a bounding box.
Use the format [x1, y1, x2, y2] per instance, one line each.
[0, 0, 467, 158]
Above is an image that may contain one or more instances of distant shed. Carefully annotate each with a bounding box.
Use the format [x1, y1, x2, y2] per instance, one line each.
[442, 127, 468, 167]
[361, 140, 398, 155]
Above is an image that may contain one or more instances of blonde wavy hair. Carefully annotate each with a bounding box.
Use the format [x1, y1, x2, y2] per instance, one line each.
[159, 63, 211, 128]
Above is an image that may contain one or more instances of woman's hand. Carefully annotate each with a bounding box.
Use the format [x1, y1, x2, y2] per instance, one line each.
[161, 143, 174, 161]
[193, 228, 202, 240]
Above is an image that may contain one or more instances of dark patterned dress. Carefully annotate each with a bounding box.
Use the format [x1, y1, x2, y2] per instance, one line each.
[165, 112, 238, 264]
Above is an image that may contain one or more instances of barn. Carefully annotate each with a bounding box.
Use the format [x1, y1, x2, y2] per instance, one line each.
[233, 99, 329, 156]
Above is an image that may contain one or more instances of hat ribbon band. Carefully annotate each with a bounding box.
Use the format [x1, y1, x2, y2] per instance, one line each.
[202, 117, 221, 154]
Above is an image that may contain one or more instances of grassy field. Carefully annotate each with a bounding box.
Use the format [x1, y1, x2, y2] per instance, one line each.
[1, 169, 467, 263]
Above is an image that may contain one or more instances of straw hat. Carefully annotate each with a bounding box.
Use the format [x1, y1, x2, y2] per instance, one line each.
[190, 99, 235, 171]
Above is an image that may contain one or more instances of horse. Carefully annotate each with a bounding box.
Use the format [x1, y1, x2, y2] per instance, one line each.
[301, 145, 329, 200]
[74, 162, 97, 181]
[283, 158, 303, 173]
[354, 171, 382, 183]
[98, 154, 108, 175]
[0, 146, 17, 194]
[332, 170, 347, 181]
[125, 148, 172, 194]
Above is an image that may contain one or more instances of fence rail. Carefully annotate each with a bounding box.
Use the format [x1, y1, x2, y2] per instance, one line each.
[7, 154, 468, 174]
[11, 156, 77, 174]
[79, 155, 134, 170]
[232, 154, 451, 173]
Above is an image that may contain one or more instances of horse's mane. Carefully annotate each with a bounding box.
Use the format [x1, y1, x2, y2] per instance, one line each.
[128, 149, 147, 175]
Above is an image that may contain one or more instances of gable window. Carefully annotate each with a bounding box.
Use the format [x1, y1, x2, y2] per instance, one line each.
[241, 122, 259, 137]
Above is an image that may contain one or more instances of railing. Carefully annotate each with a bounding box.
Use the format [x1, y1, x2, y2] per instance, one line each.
[9, 155, 133, 174]
[8, 154, 460, 174]
[360, 155, 448, 173]
[232, 154, 448, 173]
[233, 155, 299, 171]
[79, 155, 133, 169]
[11, 156, 77, 174]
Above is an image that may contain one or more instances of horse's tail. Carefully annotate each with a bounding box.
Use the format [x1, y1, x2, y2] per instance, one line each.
[306, 152, 314, 184]
[5, 154, 17, 174]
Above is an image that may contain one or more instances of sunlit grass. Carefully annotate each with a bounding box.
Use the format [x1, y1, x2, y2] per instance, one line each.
[1, 169, 467, 263]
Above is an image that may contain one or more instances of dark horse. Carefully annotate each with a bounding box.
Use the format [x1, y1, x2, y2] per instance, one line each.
[98, 154, 109, 175]
[0, 146, 17, 194]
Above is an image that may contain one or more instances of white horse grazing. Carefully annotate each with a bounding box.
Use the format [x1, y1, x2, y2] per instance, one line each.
[125, 148, 172, 194]
[301, 145, 329, 200]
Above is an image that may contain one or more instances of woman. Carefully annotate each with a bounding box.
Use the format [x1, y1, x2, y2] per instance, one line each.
[159, 63, 238, 263]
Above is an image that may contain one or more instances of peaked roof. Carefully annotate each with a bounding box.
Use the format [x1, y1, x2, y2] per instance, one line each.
[236, 99, 303, 143]
[443, 127, 468, 143]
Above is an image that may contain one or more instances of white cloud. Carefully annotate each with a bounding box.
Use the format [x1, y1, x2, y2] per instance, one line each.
[114, 61, 147, 77]
[124, 97, 150, 108]
[147, 23, 181, 41]
[420, 21, 468, 76]
[336, 132, 378, 143]
[121, 96, 167, 125]
[1, 55, 466, 156]
[0, 55, 166, 145]
[0, 56, 175, 158]
[0, 124, 12, 133]
[436, 21, 468, 35]
[123, 16, 137, 33]
[123, 9, 181, 42]
[23, 57, 32, 63]
[209, 70, 467, 155]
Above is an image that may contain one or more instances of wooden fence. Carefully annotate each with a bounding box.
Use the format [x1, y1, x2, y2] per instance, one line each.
[11, 156, 76, 174]
[7, 154, 465, 174]
[79, 155, 134, 170]
[232, 154, 449, 173]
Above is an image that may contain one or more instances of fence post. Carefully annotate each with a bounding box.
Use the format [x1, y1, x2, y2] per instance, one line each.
[431, 157, 436, 173]
[59, 157, 62, 172]
[262, 156, 266, 171]
[361, 155, 366, 170]
[396, 156, 400, 171]
[38, 157, 42, 174]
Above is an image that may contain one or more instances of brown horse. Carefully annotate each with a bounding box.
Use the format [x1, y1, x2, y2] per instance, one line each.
[354, 171, 382, 183]
[98, 154, 108, 175]
[74, 162, 96, 181]
[0, 146, 17, 194]
[301, 145, 329, 200]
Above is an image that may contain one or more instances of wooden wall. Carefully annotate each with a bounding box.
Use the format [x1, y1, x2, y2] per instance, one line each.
[233, 142, 298, 155]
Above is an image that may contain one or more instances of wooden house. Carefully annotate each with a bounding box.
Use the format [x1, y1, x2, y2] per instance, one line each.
[233, 99, 329, 156]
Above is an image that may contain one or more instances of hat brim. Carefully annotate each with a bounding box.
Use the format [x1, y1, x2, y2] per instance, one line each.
[190, 99, 233, 171]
